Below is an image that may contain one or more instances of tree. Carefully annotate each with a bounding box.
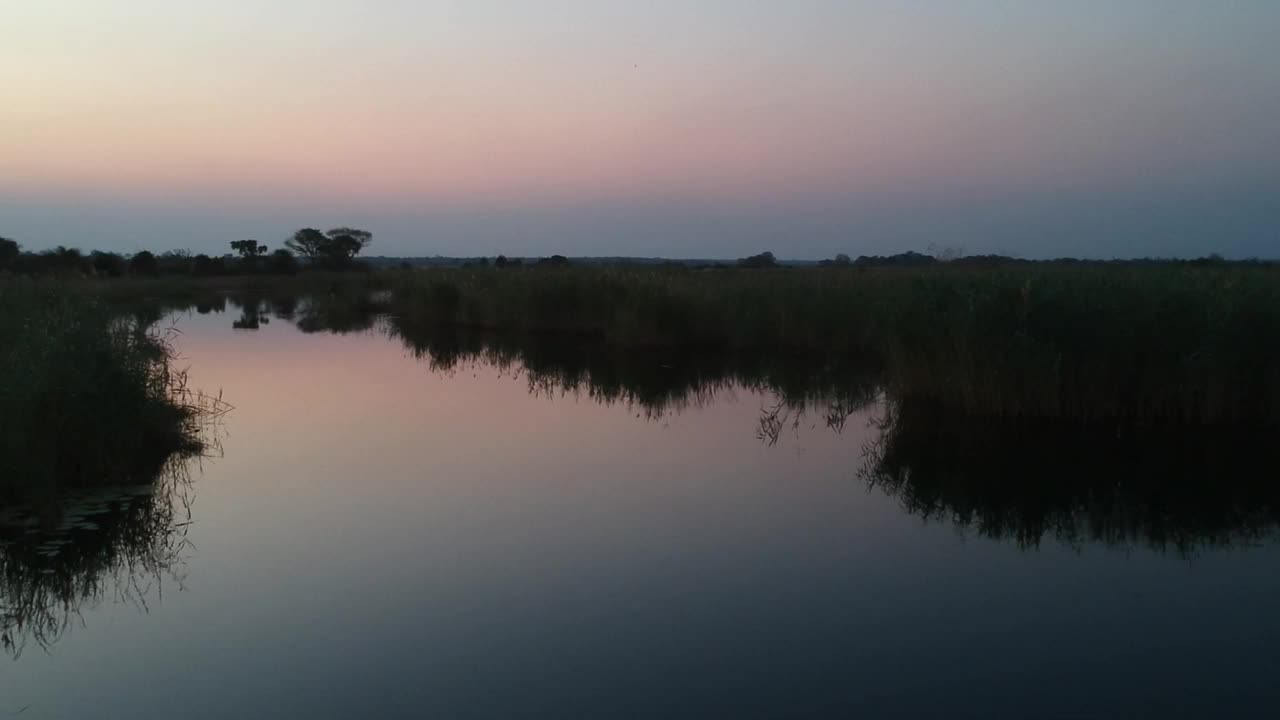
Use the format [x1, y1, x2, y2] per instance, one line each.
[129, 250, 159, 276]
[285, 228, 328, 260]
[738, 251, 777, 269]
[0, 237, 18, 270]
[852, 251, 937, 267]
[267, 248, 298, 275]
[230, 240, 268, 259]
[537, 255, 570, 267]
[321, 227, 373, 266]
[41, 246, 85, 274]
[495, 254, 509, 268]
[193, 254, 227, 276]
[90, 250, 125, 277]
[284, 227, 373, 268]
[159, 250, 193, 275]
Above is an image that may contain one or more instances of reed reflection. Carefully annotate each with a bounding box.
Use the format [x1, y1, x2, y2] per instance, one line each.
[0, 459, 196, 657]
[860, 400, 1280, 554]
[185, 293, 1280, 554]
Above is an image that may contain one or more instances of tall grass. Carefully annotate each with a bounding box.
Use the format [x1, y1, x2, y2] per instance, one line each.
[387, 265, 1280, 424]
[0, 281, 218, 504]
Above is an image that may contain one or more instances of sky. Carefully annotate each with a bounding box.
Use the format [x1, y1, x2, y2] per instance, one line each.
[2, 1, 1278, 259]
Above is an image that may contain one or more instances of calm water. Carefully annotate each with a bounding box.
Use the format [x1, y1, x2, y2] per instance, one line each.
[4, 300, 1280, 718]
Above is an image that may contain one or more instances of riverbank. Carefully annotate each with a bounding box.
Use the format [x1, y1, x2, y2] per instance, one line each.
[21, 261, 1280, 425]
[385, 264, 1280, 424]
[0, 281, 219, 505]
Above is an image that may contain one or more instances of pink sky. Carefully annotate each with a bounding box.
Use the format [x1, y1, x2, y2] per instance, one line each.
[3, 2, 1278, 257]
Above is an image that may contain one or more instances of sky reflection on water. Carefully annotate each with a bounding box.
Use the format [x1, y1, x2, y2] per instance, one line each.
[3, 303, 1279, 718]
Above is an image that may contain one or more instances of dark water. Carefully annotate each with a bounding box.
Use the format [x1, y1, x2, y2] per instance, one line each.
[4, 298, 1280, 718]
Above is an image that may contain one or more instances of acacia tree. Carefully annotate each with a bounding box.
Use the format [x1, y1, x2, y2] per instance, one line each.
[230, 240, 268, 258]
[322, 227, 373, 265]
[285, 228, 327, 261]
[285, 227, 372, 268]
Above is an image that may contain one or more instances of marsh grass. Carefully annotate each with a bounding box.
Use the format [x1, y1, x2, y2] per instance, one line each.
[0, 281, 226, 505]
[387, 265, 1280, 424]
[387, 321, 881, 422]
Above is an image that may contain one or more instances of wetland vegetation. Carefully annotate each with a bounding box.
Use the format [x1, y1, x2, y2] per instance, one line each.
[3, 275, 1279, 716]
[3, 247, 1279, 655]
[0, 282, 222, 507]
[150, 288, 1280, 556]
[385, 263, 1280, 425]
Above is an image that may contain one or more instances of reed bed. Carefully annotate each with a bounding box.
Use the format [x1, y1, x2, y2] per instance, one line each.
[385, 264, 1280, 424]
[0, 281, 220, 504]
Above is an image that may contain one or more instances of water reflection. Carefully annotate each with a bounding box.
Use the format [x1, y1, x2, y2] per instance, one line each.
[172, 291, 1280, 555]
[0, 459, 195, 657]
[233, 301, 269, 330]
[862, 400, 1280, 554]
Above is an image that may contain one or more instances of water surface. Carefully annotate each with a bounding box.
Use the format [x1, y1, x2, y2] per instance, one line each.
[4, 300, 1280, 718]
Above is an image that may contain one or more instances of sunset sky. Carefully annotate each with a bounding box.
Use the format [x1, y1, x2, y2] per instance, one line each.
[3, 1, 1278, 258]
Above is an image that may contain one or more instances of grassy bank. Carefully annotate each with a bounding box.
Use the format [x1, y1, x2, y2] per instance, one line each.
[0, 281, 215, 505]
[386, 264, 1280, 424]
[54, 262, 1280, 424]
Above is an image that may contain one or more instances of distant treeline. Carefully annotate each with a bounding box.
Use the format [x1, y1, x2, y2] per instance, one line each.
[0, 227, 374, 278]
[4, 229, 1272, 277]
[373, 250, 1277, 270]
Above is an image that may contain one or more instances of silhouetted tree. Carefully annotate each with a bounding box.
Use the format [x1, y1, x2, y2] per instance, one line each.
[39, 246, 86, 274]
[90, 251, 125, 277]
[853, 251, 937, 267]
[157, 250, 194, 275]
[537, 255, 571, 267]
[321, 227, 373, 266]
[230, 240, 268, 259]
[192, 254, 227, 276]
[285, 227, 372, 268]
[267, 248, 298, 275]
[0, 237, 18, 270]
[285, 228, 327, 260]
[494, 254, 509, 268]
[129, 251, 159, 276]
[738, 251, 777, 268]
[819, 253, 852, 268]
